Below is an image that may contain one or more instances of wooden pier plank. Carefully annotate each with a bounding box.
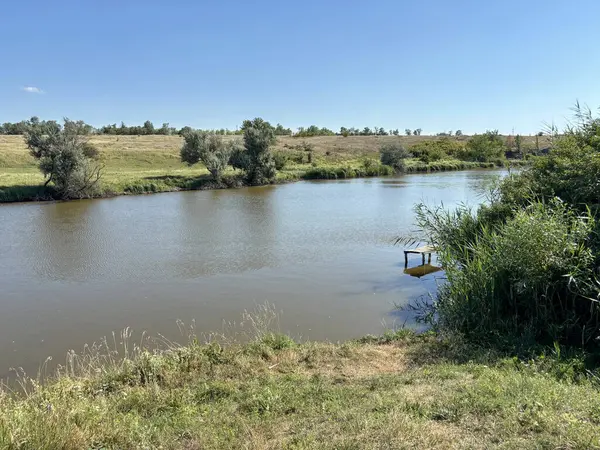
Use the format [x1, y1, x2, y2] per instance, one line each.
[403, 245, 436, 265]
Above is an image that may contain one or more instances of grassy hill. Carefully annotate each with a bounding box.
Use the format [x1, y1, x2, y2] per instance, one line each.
[0, 134, 541, 202]
[0, 134, 550, 168]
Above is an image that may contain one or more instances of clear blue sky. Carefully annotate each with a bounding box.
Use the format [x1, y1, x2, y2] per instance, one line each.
[1, 0, 599, 134]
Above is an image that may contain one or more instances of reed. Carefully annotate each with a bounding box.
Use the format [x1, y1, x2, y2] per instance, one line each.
[408, 105, 600, 351]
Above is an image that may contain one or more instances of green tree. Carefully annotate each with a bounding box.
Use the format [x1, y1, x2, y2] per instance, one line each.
[180, 131, 235, 181]
[159, 123, 170, 135]
[242, 118, 277, 185]
[24, 119, 102, 198]
[75, 120, 94, 135]
[99, 123, 118, 135]
[413, 128, 422, 136]
[455, 129, 463, 137]
[405, 129, 412, 136]
[143, 120, 155, 135]
[228, 143, 251, 171]
[274, 123, 292, 136]
[1, 117, 93, 135]
[178, 126, 193, 137]
[307, 125, 320, 136]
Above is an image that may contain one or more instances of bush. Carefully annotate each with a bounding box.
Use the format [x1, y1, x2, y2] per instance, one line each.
[463, 131, 505, 162]
[362, 158, 377, 170]
[82, 143, 100, 160]
[180, 132, 236, 181]
[288, 151, 304, 164]
[272, 151, 288, 170]
[497, 136, 600, 211]
[419, 147, 444, 163]
[302, 164, 393, 180]
[417, 201, 598, 348]
[379, 143, 412, 171]
[24, 119, 102, 199]
[409, 138, 465, 163]
[229, 144, 250, 171]
[412, 105, 600, 351]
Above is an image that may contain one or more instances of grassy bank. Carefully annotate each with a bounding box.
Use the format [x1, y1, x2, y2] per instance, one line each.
[1, 135, 527, 203]
[405, 159, 528, 172]
[1, 329, 599, 449]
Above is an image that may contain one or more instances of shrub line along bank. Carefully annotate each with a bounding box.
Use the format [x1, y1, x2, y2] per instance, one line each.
[0, 159, 526, 204]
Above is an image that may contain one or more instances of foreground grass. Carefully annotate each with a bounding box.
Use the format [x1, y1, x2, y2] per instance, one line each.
[1, 135, 527, 203]
[1, 331, 599, 449]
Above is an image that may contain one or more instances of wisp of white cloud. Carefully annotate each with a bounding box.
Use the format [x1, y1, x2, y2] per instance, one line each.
[22, 86, 43, 94]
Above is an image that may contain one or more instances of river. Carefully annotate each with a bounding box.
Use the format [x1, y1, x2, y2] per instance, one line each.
[0, 170, 502, 377]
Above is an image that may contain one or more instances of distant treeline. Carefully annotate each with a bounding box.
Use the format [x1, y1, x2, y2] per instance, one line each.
[0, 117, 548, 139]
[1, 117, 431, 138]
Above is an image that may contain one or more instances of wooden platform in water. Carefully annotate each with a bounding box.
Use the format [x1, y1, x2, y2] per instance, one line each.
[404, 245, 435, 255]
[404, 245, 436, 265]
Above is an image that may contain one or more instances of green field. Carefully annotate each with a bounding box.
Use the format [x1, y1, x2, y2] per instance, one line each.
[0, 135, 532, 202]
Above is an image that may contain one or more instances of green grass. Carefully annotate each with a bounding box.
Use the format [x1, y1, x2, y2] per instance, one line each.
[301, 164, 395, 180]
[403, 159, 529, 173]
[1, 328, 599, 449]
[405, 160, 495, 172]
[0, 135, 527, 203]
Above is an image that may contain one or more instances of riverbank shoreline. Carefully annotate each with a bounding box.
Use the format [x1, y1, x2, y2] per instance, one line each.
[1, 329, 598, 448]
[0, 160, 526, 204]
